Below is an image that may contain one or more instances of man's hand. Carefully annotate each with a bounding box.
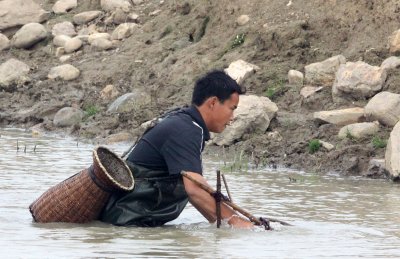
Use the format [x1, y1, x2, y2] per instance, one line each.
[182, 171, 254, 229]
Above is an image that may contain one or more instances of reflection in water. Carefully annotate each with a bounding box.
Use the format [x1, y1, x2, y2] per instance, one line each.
[0, 128, 399, 258]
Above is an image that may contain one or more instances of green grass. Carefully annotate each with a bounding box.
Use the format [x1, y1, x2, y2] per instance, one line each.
[308, 139, 321, 154]
[372, 136, 387, 149]
[229, 33, 246, 49]
[84, 105, 99, 118]
[264, 78, 285, 99]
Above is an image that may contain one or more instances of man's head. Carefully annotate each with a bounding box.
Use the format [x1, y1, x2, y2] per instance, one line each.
[192, 70, 245, 133]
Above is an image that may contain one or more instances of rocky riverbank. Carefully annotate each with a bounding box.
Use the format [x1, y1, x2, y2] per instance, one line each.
[1, 0, 400, 181]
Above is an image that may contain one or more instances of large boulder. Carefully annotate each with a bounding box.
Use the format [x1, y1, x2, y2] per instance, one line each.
[52, 22, 77, 37]
[364, 91, 400, 127]
[304, 55, 346, 86]
[73, 11, 103, 25]
[53, 107, 84, 127]
[385, 121, 400, 181]
[11, 23, 47, 49]
[313, 107, 365, 125]
[0, 0, 49, 31]
[0, 59, 30, 88]
[332, 61, 387, 101]
[107, 90, 151, 113]
[212, 95, 278, 146]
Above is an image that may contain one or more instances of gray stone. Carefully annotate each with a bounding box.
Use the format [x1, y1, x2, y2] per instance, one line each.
[381, 56, 400, 71]
[212, 95, 278, 146]
[0, 0, 49, 31]
[53, 107, 84, 127]
[73, 11, 103, 25]
[52, 0, 77, 14]
[11, 23, 47, 49]
[313, 107, 365, 125]
[0, 33, 10, 51]
[305, 55, 346, 86]
[364, 91, 400, 127]
[332, 61, 387, 100]
[338, 121, 380, 139]
[52, 21, 77, 37]
[48, 64, 80, 81]
[107, 90, 151, 113]
[224, 60, 260, 84]
[385, 121, 400, 180]
[0, 59, 30, 88]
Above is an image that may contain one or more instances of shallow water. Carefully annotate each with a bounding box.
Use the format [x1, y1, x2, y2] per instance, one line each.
[0, 128, 399, 258]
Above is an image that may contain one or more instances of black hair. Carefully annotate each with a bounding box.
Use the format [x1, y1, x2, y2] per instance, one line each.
[191, 70, 245, 106]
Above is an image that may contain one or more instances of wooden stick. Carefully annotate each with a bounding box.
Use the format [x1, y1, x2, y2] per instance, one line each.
[221, 173, 233, 202]
[216, 170, 221, 228]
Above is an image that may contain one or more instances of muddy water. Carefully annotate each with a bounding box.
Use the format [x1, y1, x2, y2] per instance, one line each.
[0, 128, 399, 258]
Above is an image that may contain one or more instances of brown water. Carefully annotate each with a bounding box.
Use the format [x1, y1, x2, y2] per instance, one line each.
[1, 128, 399, 258]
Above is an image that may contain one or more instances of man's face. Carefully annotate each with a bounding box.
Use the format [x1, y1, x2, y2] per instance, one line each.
[209, 93, 239, 133]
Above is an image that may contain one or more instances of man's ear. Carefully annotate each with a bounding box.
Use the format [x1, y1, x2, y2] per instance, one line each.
[205, 96, 218, 109]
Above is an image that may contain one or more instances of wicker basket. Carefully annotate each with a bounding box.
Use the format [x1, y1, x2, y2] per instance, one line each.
[29, 146, 134, 223]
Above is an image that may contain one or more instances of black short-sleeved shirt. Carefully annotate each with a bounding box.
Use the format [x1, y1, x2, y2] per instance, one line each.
[127, 106, 210, 175]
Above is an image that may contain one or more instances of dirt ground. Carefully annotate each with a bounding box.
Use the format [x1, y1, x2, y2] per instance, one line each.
[1, 0, 400, 177]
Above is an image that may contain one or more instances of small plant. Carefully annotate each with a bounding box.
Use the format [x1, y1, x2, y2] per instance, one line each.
[308, 139, 321, 154]
[230, 33, 246, 49]
[372, 136, 387, 149]
[264, 78, 285, 99]
[345, 128, 355, 141]
[84, 105, 99, 118]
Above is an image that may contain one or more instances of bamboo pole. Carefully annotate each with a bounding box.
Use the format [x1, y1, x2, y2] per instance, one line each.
[221, 173, 233, 202]
[216, 170, 221, 228]
[181, 171, 292, 227]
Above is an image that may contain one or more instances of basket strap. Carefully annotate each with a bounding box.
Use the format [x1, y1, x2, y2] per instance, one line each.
[88, 165, 114, 193]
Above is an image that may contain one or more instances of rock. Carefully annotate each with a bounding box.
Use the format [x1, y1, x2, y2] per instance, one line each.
[52, 21, 77, 37]
[332, 61, 387, 100]
[11, 23, 47, 49]
[364, 91, 400, 127]
[73, 11, 103, 25]
[112, 9, 139, 24]
[101, 0, 132, 12]
[364, 158, 387, 179]
[111, 23, 137, 40]
[381, 56, 400, 71]
[320, 140, 335, 151]
[88, 33, 111, 44]
[132, 0, 143, 4]
[53, 107, 83, 127]
[105, 132, 133, 144]
[0, 33, 10, 51]
[388, 29, 400, 54]
[224, 60, 260, 84]
[91, 38, 113, 50]
[313, 107, 365, 125]
[305, 55, 346, 86]
[236, 15, 250, 26]
[338, 121, 380, 139]
[300, 86, 323, 98]
[48, 64, 80, 81]
[212, 95, 278, 146]
[288, 70, 303, 86]
[385, 121, 400, 181]
[55, 47, 65, 57]
[100, 84, 120, 100]
[0, 59, 30, 88]
[53, 35, 71, 47]
[107, 90, 151, 113]
[0, 0, 49, 31]
[64, 37, 83, 53]
[149, 9, 162, 16]
[59, 55, 72, 63]
[52, 0, 77, 14]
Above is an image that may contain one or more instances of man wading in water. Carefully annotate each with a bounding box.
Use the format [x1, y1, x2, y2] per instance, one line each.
[100, 70, 254, 228]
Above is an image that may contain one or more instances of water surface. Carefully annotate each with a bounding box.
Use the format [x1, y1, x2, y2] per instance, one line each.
[0, 128, 399, 258]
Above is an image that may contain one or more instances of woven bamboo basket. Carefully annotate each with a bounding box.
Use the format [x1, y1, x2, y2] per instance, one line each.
[29, 146, 134, 223]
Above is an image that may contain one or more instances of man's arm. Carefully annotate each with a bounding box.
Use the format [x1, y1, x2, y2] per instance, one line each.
[182, 171, 254, 229]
